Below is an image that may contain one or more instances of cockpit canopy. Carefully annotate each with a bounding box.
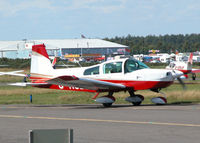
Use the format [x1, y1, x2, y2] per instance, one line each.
[84, 58, 149, 75]
[124, 59, 149, 73]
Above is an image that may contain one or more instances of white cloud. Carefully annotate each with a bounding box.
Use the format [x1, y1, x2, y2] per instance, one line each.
[178, 3, 200, 20]
[126, 0, 200, 23]
[0, 0, 127, 16]
[66, 0, 127, 13]
[0, 0, 54, 16]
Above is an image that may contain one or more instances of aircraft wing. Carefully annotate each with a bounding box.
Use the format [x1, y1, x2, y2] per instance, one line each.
[0, 70, 26, 77]
[46, 75, 126, 91]
[192, 69, 200, 73]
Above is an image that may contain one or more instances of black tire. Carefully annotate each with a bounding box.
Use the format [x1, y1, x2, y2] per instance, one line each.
[192, 74, 196, 80]
[131, 94, 144, 106]
[192, 76, 196, 80]
[103, 103, 112, 107]
[132, 101, 142, 106]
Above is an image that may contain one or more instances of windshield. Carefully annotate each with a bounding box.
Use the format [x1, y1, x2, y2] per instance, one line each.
[124, 59, 149, 73]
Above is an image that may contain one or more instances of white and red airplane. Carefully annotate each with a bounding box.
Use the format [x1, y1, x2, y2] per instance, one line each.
[4, 44, 184, 107]
[166, 53, 200, 80]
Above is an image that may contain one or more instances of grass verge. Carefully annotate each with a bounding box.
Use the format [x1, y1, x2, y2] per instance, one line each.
[0, 83, 199, 105]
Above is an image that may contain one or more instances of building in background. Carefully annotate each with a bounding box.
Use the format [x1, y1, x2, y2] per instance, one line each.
[0, 39, 129, 59]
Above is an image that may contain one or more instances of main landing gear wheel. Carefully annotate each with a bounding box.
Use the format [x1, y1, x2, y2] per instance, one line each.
[126, 90, 144, 106]
[131, 94, 144, 106]
[95, 92, 115, 107]
[132, 101, 142, 106]
[103, 103, 113, 107]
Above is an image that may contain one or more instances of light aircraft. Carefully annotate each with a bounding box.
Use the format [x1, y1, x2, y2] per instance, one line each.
[3, 44, 184, 107]
[166, 53, 200, 80]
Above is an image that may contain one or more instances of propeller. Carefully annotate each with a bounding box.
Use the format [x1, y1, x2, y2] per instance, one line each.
[177, 77, 186, 90]
[171, 70, 186, 90]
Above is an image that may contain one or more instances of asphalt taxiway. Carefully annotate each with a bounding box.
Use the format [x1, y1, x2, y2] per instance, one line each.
[0, 104, 200, 143]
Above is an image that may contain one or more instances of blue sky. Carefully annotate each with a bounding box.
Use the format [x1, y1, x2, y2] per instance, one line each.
[0, 0, 200, 40]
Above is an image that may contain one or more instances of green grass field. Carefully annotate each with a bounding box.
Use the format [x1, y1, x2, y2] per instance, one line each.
[0, 67, 200, 105]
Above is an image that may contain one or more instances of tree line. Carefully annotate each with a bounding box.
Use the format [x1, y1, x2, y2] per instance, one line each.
[0, 58, 30, 68]
[104, 34, 200, 54]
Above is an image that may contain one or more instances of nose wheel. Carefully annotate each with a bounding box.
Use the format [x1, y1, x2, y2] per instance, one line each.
[151, 91, 167, 105]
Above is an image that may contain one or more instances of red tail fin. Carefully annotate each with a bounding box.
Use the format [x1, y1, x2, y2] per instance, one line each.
[32, 44, 50, 60]
[188, 53, 193, 64]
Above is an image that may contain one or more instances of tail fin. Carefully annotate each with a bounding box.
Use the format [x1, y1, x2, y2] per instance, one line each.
[188, 53, 193, 65]
[31, 44, 54, 79]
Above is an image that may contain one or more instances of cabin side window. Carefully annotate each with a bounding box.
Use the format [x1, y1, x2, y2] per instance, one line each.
[84, 66, 99, 75]
[103, 62, 122, 74]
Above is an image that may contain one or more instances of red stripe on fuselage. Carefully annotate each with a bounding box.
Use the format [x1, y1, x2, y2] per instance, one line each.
[99, 80, 173, 90]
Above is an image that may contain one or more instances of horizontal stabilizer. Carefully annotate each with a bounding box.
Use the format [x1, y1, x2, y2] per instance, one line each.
[8, 82, 48, 87]
[0, 70, 25, 77]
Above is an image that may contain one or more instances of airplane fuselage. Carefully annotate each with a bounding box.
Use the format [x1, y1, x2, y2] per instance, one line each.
[31, 58, 176, 92]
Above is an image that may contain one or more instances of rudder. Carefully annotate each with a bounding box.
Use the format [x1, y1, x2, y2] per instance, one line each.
[188, 53, 193, 65]
[31, 44, 54, 79]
